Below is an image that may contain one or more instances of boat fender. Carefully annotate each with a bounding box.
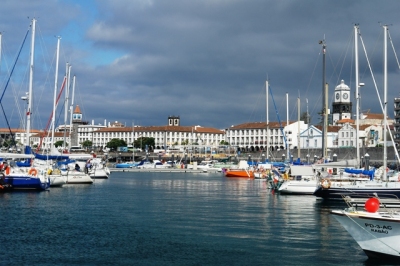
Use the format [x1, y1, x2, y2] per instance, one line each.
[398, 173, 400, 182]
[4, 166, 10, 175]
[321, 179, 331, 189]
[28, 168, 38, 176]
[47, 169, 53, 175]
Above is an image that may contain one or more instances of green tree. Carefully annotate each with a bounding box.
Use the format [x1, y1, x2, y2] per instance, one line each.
[106, 138, 127, 150]
[81, 140, 93, 149]
[54, 140, 67, 148]
[133, 137, 155, 150]
[220, 140, 229, 145]
[300, 112, 311, 124]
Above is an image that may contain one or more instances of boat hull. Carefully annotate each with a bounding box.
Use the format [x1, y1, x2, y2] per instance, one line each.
[1, 176, 50, 191]
[278, 180, 318, 195]
[224, 169, 254, 178]
[314, 184, 400, 199]
[332, 210, 400, 261]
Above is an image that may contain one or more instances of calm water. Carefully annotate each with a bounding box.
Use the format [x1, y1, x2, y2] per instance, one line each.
[0, 172, 395, 265]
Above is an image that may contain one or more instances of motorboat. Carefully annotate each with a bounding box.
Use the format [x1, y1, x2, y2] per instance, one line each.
[224, 160, 254, 178]
[331, 196, 400, 261]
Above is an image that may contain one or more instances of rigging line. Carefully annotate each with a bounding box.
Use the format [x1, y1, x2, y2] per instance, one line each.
[0, 25, 30, 147]
[303, 49, 321, 101]
[36, 76, 67, 152]
[269, 85, 290, 158]
[388, 29, 400, 70]
[359, 29, 400, 164]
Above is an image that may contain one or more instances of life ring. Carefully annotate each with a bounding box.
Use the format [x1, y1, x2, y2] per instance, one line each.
[28, 168, 38, 176]
[321, 179, 331, 189]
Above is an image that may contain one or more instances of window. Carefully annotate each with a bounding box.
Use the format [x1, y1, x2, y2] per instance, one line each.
[314, 139, 317, 147]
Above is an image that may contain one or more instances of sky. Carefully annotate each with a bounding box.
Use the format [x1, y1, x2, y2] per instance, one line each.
[0, 0, 400, 131]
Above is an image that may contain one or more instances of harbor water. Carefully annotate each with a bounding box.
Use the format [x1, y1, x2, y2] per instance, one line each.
[0, 172, 393, 265]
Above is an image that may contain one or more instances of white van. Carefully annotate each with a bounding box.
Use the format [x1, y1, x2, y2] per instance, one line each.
[70, 146, 85, 152]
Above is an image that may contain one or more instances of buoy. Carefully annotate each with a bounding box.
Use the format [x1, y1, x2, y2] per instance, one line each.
[365, 197, 380, 213]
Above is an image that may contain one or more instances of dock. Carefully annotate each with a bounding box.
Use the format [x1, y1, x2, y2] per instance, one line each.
[109, 168, 222, 174]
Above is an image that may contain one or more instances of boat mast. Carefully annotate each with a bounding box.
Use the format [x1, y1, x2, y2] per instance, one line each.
[132, 121, 135, 161]
[297, 97, 300, 159]
[69, 75, 76, 131]
[266, 79, 269, 161]
[355, 25, 360, 167]
[320, 39, 327, 160]
[383, 24, 388, 179]
[26, 18, 36, 149]
[286, 92, 289, 160]
[63, 63, 71, 149]
[51, 36, 61, 150]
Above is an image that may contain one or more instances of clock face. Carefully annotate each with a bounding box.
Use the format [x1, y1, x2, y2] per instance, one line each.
[335, 93, 339, 100]
[343, 93, 348, 100]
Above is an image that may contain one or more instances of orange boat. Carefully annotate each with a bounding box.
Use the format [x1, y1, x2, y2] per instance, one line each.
[224, 169, 254, 178]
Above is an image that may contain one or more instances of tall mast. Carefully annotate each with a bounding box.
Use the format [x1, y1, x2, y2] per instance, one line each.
[355, 25, 360, 167]
[320, 39, 327, 160]
[297, 97, 300, 159]
[286, 92, 289, 160]
[383, 24, 388, 179]
[69, 75, 76, 131]
[63, 63, 71, 148]
[26, 18, 36, 148]
[132, 122, 135, 161]
[265, 80, 269, 161]
[51, 36, 61, 149]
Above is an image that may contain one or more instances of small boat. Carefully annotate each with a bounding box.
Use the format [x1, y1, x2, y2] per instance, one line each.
[224, 160, 254, 178]
[331, 196, 400, 261]
[115, 162, 138, 168]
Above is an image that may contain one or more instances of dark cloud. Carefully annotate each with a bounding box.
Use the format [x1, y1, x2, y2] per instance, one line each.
[0, 0, 399, 131]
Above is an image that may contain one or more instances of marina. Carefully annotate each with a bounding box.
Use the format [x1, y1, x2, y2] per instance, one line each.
[0, 171, 377, 265]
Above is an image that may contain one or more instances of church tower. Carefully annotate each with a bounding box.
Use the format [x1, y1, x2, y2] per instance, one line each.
[71, 105, 83, 147]
[332, 80, 352, 124]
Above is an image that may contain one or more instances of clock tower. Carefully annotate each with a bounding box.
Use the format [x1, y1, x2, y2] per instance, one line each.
[332, 80, 352, 125]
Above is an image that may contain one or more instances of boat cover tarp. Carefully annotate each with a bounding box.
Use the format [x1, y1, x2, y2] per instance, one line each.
[315, 159, 358, 168]
[35, 153, 69, 160]
[344, 168, 375, 178]
[290, 165, 315, 176]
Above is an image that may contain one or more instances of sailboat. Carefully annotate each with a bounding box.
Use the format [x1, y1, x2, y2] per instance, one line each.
[314, 25, 400, 199]
[0, 19, 50, 191]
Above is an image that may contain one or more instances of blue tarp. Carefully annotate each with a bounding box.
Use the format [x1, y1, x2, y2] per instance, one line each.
[344, 168, 375, 178]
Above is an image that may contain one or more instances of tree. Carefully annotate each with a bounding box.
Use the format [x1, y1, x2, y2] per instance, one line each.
[106, 138, 127, 150]
[133, 137, 155, 150]
[300, 112, 311, 124]
[82, 140, 93, 149]
[219, 140, 229, 145]
[54, 140, 67, 148]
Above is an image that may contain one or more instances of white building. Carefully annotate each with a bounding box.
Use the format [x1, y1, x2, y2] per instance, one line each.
[299, 125, 340, 149]
[226, 121, 308, 151]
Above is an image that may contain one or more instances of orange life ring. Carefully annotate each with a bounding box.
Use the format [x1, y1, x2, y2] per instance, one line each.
[28, 168, 38, 176]
[321, 179, 331, 189]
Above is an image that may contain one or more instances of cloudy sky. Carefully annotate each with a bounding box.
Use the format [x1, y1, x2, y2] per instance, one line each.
[0, 0, 399, 131]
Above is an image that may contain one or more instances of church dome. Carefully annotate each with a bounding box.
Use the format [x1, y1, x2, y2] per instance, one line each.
[335, 80, 350, 91]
